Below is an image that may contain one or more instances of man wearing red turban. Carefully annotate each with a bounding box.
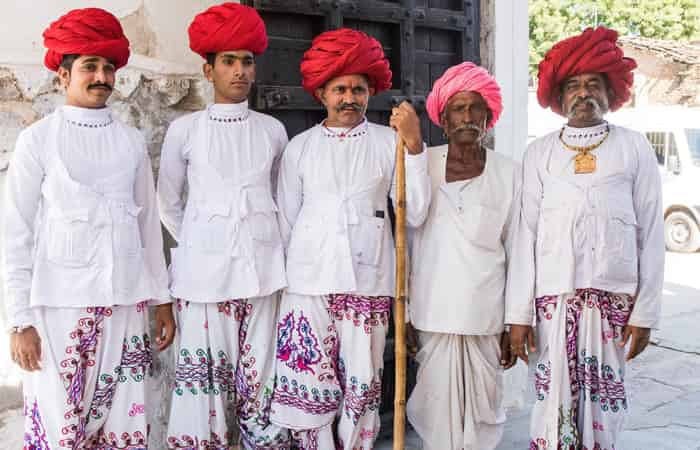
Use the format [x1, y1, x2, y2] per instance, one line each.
[158, 3, 290, 449]
[6, 8, 173, 448]
[269, 28, 430, 450]
[407, 61, 521, 450]
[507, 27, 664, 450]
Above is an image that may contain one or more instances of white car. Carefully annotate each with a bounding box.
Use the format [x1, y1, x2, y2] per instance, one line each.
[608, 107, 700, 253]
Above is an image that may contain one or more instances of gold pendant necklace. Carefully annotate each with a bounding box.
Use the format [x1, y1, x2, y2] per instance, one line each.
[559, 124, 610, 174]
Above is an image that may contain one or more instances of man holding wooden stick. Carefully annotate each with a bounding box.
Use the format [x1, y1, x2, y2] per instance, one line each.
[269, 28, 430, 450]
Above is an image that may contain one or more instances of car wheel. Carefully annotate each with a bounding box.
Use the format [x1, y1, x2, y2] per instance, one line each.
[664, 211, 700, 253]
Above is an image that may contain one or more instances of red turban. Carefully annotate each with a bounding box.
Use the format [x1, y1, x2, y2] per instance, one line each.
[300, 28, 392, 99]
[189, 3, 267, 58]
[43, 8, 130, 72]
[537, 27, 637, 116]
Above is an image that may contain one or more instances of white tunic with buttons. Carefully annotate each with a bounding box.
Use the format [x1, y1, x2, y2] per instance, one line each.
[3, 106, 170, 328]
[157, 102, 289, 302]
[277, 118, 431, 297]
[409, 145, 521, 336]
[505, 122, 665, 328]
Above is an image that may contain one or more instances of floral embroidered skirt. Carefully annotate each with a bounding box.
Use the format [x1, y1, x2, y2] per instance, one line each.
[270, 292, 392, 450]
[166, 293, 289, 450]
[530, 289, 635, 450]
[407, 332, 506, 450]
[23, 303, 151, 450]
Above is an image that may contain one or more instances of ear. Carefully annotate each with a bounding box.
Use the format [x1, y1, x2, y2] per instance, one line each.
[439, 110, 448, 131]
[315, 87, 327, 106]
[369, 87, 376, 96]
[203, 63, 214, 82]
[57, 66, 70, 89]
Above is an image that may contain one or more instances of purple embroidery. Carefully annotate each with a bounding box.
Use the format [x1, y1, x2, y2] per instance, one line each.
[534, 362, 551, 401]
[24, 398, 50, 450]
[166, 432, 231, 450]
[326, 294, 391, 334]
[343, 376, 383, 426]
[273, 376, 341, 416]
[276, 312, 323, 375]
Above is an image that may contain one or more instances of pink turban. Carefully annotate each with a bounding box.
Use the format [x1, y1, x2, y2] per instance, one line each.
[426, 61, 502, 129]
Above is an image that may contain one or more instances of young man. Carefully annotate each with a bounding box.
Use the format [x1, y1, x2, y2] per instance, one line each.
[507, 27, 664, 449]
[406, 61, 520, 450]
[157, 3, 289, 449]
[4, 8, 174, 448]
[269, 28, 431, 450]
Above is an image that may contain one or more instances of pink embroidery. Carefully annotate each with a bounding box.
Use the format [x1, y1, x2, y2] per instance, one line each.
[128, 403, 145, 417]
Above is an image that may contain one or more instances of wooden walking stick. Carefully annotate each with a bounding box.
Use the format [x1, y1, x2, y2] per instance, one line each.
[393, 136, 407, 450]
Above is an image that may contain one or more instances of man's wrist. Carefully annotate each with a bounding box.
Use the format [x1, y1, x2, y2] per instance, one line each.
[7, 324, 33, 335]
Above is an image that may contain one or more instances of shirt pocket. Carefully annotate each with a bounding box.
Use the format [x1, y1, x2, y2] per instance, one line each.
[47, 208, 96, 267]
[350, 214, 386, 267]
[472, 204, 504, 251]
[606, 211, 639, 264]
[114, 204, 143, 258]
[189, 202, 232, 253]
[246, 187, 281, 247]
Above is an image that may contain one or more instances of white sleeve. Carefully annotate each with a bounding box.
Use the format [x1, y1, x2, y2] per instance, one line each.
[628, 135, 664, 328]
[276, 139, 304, 251]
[390, 140, 431, 228]
[271, 121, 289, 201]
[134, 148, 171, 305]
[505, 146, 540, 326]
[157, 122, 188, 242]
[3, 130, 44, 328]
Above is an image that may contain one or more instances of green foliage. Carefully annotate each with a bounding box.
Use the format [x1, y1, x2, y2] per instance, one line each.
[529, 0, 700, 75]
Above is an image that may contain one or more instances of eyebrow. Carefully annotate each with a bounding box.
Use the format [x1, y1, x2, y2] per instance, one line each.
[219, 53, 254, 60]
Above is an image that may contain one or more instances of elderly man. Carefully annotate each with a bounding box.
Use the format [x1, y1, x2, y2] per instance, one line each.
[4, 8, 173, 448]
[269, 28, 430, 450]
[157, 3, 289, 449]
[507, 27, 664, 449]
[406, 62, 520, 450]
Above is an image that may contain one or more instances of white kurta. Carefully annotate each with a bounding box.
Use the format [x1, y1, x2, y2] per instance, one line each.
[505, 122, 665, 450]
[506, 122, 664, 328]
[3, 106, 170, 328]
[277, 118, 431, 297]
[157, 102, 291, 448]
[407, 146, 520, 450]
[157, 102, 288, 301]
[409, 145, 521, 335]
[271, 118, 430, 450]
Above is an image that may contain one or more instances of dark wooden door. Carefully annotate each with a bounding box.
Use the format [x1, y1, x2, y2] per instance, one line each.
[243, 0, 480, 436]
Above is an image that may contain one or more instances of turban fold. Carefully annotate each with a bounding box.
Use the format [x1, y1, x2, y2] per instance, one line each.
[43, 8, 130, 72]
[189, 3, 267, 57]
[301, 28, 392, 99]
[537, 27, 637, 115]
[426, 61, 502, 129]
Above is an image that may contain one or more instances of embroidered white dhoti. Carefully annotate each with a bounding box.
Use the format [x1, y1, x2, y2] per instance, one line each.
[407, 332, 505, 450]
[166, 294, 289, 450]
[530, 289, 634, 450]
[23, 303, 151, 449]
[270, 292, 391, 450]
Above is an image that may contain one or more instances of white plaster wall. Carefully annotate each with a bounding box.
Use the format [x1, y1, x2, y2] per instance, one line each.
[493, 0, 529, 162]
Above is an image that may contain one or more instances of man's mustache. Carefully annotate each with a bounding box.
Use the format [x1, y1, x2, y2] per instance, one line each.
[568, 97, 603, 116]
[454, 123, 483, 133]
[87, 83, 113, 92]
[336, 102, 362, 112]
